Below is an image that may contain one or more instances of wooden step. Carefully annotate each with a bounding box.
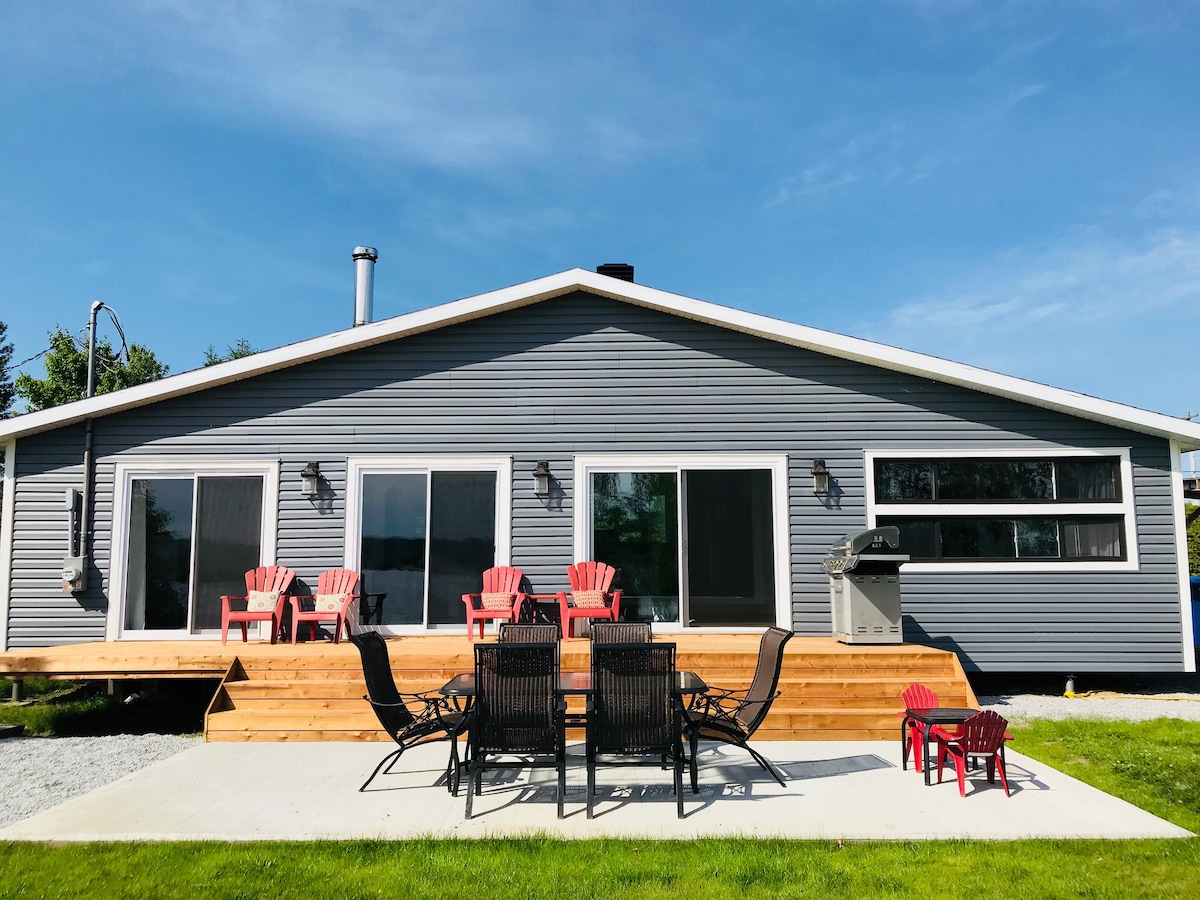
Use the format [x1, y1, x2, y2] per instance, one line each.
[218, 697, 376, 713]
[206, 727, 393, 743]
[224, 680, 367, 699]
[195, 635, 976, 742]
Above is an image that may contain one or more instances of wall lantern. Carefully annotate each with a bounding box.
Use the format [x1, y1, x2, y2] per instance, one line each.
[811, 459, 830, 495]
[533, 460, 552, 496]
[301, 462, 321, 499]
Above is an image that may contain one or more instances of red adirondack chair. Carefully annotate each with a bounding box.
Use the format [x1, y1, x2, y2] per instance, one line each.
[932, 709, 1013, 797]
[289, 568, 361, 644]
[221, 566, 296, 644]
[461, 566, 526, 640]
[557, 561, 622, 638]
[900, 683, 954, 772]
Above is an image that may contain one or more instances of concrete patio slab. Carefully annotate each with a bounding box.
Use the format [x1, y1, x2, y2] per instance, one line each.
[1, 740, 1189, 841]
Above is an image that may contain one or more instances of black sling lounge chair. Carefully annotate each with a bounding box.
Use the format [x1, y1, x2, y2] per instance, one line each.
[684, 627, 794, 789]
[350, 632, 468, 794]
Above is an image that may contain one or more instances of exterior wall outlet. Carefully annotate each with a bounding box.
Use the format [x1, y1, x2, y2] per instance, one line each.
[61, 557, 86, 592]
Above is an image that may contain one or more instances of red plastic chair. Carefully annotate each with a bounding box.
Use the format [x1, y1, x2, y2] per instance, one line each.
[221, 566, 296, 644]
[557, 562, 622, 638]
[932, 710, 1012, 797]
[290, 568, 361, 644]
[900, 683, 955, 772]
[462, 566, 526, 641]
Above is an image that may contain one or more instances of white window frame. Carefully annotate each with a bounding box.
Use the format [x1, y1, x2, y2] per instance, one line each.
[573, 453, 791, 632]
[865, 448, 1139, 573]
[107, 458, 280, 641]
[344, 456, 512, 635]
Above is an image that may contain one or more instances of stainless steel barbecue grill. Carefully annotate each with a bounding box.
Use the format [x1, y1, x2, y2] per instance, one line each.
[821, 527, 909, 644]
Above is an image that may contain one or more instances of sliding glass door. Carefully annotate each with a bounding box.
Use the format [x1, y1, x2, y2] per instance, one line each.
[581, 457, 786, 629]
[123, 474, 265, 634]
[350, 458, 508, 632]
[683, 469, 776, 626]
[592, 472, 680, 623]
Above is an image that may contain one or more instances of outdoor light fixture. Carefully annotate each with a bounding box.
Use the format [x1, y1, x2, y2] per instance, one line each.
[811, 459, 830, 495]
[301, 462, 321, 499]
[533, 460, 552, 496]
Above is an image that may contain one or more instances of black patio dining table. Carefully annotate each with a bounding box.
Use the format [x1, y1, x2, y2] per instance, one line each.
[901, 706, 978, 786]
[439, 670, 708, 700]
[441, 669, 709, 776]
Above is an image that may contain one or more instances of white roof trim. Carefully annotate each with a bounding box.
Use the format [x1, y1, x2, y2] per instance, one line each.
[3, 267, 1200, 449]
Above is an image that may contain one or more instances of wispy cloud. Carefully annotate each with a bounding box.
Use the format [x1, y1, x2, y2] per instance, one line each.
[859, 229, 1200, 412]
[990, 81, 1048, 115]
[766, 20, 1054, 210]
[6, 1, 683, 171]
[767, 76, 1048, 207]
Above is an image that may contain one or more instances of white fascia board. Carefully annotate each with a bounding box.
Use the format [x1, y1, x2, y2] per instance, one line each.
[3, 267, 1200, 450]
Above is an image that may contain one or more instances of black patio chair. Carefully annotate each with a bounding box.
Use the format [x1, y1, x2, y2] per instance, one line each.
[466, 642, 565, 819]
[683, 627, 794, 789]
[349, 632, 467, 794]
[498, 623, 561, 642]
[589, 622, 652, 643]
[587, 642, 685, 819]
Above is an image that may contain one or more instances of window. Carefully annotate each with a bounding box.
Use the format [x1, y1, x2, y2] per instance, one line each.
[867, 450, 1136, 571]
[875, 457, 1120, 503]
[879, 515, 1125, 562]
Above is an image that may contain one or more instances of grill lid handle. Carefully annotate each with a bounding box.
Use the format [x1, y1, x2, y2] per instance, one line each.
[836, 526, 901, 556]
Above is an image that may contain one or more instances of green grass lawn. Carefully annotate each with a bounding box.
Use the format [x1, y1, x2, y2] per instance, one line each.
[0, 718, 1196, 899]
[0, 680, 112, 735]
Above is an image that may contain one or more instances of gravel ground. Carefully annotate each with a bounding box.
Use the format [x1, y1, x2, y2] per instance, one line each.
[980, 692, 1200, 723]
[1, 684, 1198, 830]
[0, 734, 200, 828]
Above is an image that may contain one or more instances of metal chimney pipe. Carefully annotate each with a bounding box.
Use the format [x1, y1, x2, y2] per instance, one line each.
[352, 246, 379, 326]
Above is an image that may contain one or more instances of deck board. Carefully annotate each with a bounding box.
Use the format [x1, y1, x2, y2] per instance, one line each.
[0, 635, 976, 741]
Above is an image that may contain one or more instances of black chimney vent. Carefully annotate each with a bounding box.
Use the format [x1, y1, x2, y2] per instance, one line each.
[596, 262, 635, 282]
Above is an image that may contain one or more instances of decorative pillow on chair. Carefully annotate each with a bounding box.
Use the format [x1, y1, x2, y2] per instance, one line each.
[572, 590, 607, 608]
[314, 593, 350, 613]
[246, 590, 281, 612]
[480, 592, 516, 611]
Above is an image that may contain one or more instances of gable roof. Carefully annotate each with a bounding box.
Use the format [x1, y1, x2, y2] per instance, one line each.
[3, 267, 1199, 450]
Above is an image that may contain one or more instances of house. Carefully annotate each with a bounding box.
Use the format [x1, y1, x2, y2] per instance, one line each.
[1, 264, 1197, 674]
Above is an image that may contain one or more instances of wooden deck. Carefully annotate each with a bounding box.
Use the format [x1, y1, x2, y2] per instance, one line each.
[0, 635, 977, 742]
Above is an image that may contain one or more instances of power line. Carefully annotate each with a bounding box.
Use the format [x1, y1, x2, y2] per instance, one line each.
[10, 306, 131, 374]
[10, 326, 90, 370]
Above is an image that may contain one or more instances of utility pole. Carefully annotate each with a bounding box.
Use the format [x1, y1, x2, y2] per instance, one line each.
[65, 301, 106, 594]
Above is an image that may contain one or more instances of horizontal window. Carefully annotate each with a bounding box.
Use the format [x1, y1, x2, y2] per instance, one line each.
[877, 515, 1125, 562]
[875, 457, 1121, 504]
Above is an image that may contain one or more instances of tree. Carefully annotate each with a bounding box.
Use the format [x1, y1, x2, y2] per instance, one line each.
[1188, 502, 1199, 576]
[204, 338, 260, 366]
[14, 327, 169, 412]
[0, 321, 13, 419]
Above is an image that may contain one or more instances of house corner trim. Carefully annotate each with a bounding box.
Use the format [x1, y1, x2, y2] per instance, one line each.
[1170, 441, 1196, 672]
[0, 440, 16, 652]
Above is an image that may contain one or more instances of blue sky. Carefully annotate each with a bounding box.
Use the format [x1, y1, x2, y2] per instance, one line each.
[1, 2, 1198, 429]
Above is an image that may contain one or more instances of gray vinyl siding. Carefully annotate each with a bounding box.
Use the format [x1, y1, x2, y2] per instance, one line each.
[5, 291, 1187, 670]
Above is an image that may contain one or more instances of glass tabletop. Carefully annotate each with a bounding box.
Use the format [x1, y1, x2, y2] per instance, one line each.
[439, 671, 707, 697]
[903, 707, 978, 725]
